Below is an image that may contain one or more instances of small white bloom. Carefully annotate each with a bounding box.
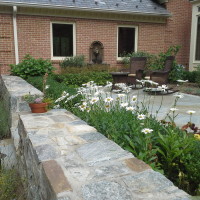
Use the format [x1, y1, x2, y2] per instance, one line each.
[120, 103, 128, 108]
[117, 93, 126, 97]
[90, 97, 99, 104]
[137, 114, 146, 120]
[104, 97, 114, 103]
[142, 128, 153, 134]
[79, 104, 87, 111]
[131, 95, 137, 102]
[186, 110, 196, 115]
[45, 85, 50, 89]
[126, 106, 135, 111]
[112, 89, 121, 93]
[86, 106, 91, 113]
[170, 107, 179, 112]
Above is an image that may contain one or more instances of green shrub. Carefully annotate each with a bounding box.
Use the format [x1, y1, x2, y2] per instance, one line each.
[10, 54, 55, 79]
[182, 141, 200, 195]
[60, 55, 86, 68]
[182, 71, 197, 83]
[26, 76, 76, 100]
[195, 65, 200, 87]
[169, 64, 185, 82]
[60, 64, 113, 74]
[52, 72, 112, 87]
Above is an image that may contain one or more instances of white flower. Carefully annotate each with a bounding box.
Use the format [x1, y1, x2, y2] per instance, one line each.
[104, 97, 113, 103]
[137, 114, 146, 120]
[177, 80, 188, 83]
[86, 106, 91, 113]
[53, 105, 60, 109]
[62, 91, 69, 97]
[117, 93, 126, 97]
[120, 103, 128, 108]
[131, 95, 137, 102]
[79, 104, 87, 111]
[126, 106, 135, 111]
[90, 97, 99, 104]
[112, 89, 121, 93]
[173, 94, 184, 98]
[170, 107, 179, 112]
[186, 110, 196, 115]
[142, 128, 153, 134]
[45, 85, 50, 89]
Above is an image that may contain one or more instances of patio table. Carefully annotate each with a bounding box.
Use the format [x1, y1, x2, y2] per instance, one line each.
[110, 72, 130, 89]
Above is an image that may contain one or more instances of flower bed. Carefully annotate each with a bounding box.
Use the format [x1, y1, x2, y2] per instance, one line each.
[27, 77, 200, 196]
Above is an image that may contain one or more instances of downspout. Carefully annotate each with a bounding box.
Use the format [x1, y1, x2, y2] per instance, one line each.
[13, 6, 19, 64]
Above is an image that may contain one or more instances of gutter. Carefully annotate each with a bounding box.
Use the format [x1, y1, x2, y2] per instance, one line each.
[0, 1, 171, 17]
[13, 5, 19, 64]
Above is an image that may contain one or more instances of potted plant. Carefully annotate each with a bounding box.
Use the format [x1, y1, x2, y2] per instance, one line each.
[23, 94, 49, 113]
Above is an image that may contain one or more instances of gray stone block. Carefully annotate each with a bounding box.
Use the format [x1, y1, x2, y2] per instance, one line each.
[35, 144, 60, 161]
[77, 139, 131, 166]
[19, 102, 30, 112]
[79, 132, 106, 142]
[82, 181, 132, 200]
[123, 170, 173, 193]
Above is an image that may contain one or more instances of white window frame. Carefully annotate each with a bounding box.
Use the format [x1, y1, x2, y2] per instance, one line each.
[50, 22, 76, 60]
[117, 25, 138, 61]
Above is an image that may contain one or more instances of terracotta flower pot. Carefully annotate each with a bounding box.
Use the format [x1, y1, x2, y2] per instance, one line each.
[29, 103, 48, 113]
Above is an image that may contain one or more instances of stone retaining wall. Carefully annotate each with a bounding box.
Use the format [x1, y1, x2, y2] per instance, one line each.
[0, 75, 191, 200]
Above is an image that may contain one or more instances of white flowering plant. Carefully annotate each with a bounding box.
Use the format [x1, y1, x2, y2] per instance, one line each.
[53, 80, 200, 195]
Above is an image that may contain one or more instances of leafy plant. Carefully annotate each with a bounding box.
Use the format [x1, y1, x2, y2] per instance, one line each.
[60, 55, 86, 68]
[10, 54, 55, 79]
[194, 65, 200, 87]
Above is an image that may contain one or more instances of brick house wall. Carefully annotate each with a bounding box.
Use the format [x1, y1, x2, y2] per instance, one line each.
[0, 0, 192, 74]
[165, 0, 192, 69]
[0, 14, 15, 74]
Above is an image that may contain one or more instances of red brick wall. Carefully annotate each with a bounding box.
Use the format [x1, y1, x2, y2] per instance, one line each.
[7, 15, 168, 71]
[0, 14, 15, 74]
[165, 0, 192, 69]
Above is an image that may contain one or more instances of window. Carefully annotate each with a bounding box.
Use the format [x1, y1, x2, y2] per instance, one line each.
[51, 23, 75, 59]
[195, 16, 200, 60]
[118, 26, 137, 58]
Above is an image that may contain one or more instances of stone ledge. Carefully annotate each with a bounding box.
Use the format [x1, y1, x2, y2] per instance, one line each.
[42, 160, 72, 194]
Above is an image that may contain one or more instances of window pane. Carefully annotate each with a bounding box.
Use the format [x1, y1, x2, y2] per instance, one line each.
[52, 24, 73, 57]
[195, 17, 200, 60]
[118, 27, 135, 57]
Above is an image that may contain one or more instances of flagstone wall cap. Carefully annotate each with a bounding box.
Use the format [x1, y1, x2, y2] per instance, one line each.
[0, 0, 170, 17]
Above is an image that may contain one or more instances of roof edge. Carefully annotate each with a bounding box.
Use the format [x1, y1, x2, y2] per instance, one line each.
[0, 1, 171, 17]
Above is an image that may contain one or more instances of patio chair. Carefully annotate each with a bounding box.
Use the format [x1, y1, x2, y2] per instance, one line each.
[121, 57, 147, 87]
[148, 56, 175, 84]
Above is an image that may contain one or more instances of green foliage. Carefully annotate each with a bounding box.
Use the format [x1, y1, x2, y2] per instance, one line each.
[60, 64, 113, 74]
[195, 65, 200, 87]
[60, 55, 86, 68]
[182, 71, 197, 83]
[121, 46, 181, 81]
[0, 169, 24, 200]
[10, 54, 55, 79]
[0, 96, 10, 139]
[121, 51, 151, 65]
[26, 76, 76, 100]
[169, 64, 185, 82]
[52, 72, 112, 87]
[182, 141, 200, 195]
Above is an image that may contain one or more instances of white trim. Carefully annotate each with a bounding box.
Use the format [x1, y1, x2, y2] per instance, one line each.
[50, 21, 76, 60]
[13, 6, 19, 64]
[116, 25, 138, 61]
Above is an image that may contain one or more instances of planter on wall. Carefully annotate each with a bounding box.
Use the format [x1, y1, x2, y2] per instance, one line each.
[29, 103, 48, 113]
